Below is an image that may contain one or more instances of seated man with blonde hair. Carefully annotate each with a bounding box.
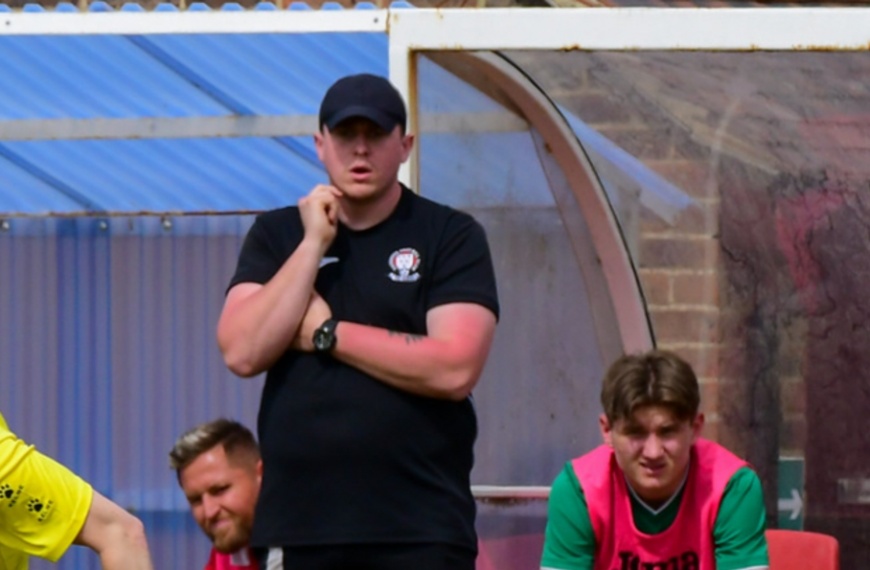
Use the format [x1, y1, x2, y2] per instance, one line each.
[170, 418, 262, 570]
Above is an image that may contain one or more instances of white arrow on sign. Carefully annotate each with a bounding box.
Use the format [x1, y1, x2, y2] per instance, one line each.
[778, 488, 803, 520]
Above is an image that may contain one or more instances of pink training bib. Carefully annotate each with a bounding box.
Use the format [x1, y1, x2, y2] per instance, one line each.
[204, 547, 258, 570]
[572, 439, 745, 570]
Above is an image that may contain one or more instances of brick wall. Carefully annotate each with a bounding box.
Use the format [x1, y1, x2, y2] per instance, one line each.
[636, 160, 724, 443]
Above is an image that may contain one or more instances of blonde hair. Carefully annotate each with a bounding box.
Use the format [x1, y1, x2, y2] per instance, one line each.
[169, 418, 259, 477]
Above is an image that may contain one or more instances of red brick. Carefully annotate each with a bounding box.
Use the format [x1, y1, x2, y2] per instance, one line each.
[716, 423, 747, 458]
[649, 308, 720, 344]
[647, 160, 720, 200]
[780, 416, 807, 453]
[599, 127, 675, 161]
[701, 416, 719, 443]
[640, 201, 719, 235]
[672, 272, 719, 306]
[639, 237, 719, 271]
[655, 345, 720, 378]
[564, 92, 635, 125]
[637, 271, 671, 306]
[699, 380, 719, 416]
[780, 378, 807, 415]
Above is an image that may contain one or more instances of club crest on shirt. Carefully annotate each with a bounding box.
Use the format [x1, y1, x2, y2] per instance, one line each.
[388, 247, 421, 282]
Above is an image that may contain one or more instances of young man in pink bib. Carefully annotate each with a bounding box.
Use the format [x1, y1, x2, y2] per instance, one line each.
[541, 350, 769, 570]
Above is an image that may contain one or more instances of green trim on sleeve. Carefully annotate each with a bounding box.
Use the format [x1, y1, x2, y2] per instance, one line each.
[713, 467, 769, 570]
[540, 464, 595, 570]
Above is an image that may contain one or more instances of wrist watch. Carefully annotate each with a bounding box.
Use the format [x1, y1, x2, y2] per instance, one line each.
[312, 318, 338, 353]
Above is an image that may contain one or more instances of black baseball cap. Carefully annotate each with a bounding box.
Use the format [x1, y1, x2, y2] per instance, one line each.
[318, 73, 407, 133]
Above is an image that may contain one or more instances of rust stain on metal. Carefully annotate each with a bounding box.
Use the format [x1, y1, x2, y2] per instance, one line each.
[0, 210, 267, 220]
[793, 43, 870, 52]
[558, 44, 589, 52]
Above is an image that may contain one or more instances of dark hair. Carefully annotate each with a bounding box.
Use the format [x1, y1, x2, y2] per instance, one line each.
[600, 349, 700, 424]
[169, 418, 259, 478]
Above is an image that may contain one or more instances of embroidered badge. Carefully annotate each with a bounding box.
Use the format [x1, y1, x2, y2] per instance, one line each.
[388, 248, 421, 282]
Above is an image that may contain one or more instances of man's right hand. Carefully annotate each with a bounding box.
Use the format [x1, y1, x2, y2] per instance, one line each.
[298, 184, 341, 250]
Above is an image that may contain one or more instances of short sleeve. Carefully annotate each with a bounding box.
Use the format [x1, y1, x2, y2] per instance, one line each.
[0, 423, 94, 563]
[540, 464, 596, 570]
[427, 212, 499, 320]
[228, 211, 301, 291]
[713, 467, 769, 570]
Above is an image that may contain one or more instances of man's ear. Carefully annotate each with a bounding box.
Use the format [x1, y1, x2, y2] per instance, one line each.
[599, 414, 613, 447]
[255, 459, 263, 485]
[400, 133, 415, 163]
[691, 413, 705, 441]
[314, 131, 325, 162]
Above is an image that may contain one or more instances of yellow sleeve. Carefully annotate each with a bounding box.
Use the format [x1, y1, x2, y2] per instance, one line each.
[0, 413, 94, 563]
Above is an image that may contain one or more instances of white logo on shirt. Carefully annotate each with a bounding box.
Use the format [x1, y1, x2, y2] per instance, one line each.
[319, 256, 340, 268]
[388, 248, 421, 282]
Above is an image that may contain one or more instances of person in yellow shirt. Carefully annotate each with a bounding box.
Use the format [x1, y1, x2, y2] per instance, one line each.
[0, 411, 154, 569]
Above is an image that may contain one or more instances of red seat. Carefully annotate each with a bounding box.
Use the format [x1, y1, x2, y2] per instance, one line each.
[765, 529, 839, 570]
[477, 533, 544, 570]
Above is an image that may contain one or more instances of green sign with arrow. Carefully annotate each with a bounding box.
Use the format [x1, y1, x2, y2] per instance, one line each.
[777, 456, 804, 530]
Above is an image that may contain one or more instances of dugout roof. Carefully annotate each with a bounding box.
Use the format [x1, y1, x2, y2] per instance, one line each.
[0, 2, 686, 218]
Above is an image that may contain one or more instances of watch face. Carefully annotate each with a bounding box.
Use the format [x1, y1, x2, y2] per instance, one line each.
[313, 321, 336, 352]
[313, 330, 331, 351]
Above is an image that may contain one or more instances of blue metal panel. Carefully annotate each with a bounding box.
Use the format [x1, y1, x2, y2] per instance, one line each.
[0, 151, 85, 213]
[135, 32, 388, 116]
[0, 13, 388, 215]
[0, 36, 231, 119]
[1, 215, 263, 570]
[4, 137, 326, 213]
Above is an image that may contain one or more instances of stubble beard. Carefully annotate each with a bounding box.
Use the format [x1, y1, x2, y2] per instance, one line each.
[209, 519, 251, 554]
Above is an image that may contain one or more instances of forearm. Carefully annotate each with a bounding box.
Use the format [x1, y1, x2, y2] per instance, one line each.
[95, 525, 152, 570]
[75, 492, 153, 570]
[218, 239, 326, 377]
[331, 304, 496, 400]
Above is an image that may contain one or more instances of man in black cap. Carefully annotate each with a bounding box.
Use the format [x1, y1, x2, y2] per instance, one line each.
[217, 73, 500, 570]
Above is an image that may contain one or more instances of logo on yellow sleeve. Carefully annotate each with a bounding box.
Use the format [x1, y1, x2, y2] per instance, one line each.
[26, 497, 54, 522]
[1, 484, 53, 522]
[0, 483, 22, 508]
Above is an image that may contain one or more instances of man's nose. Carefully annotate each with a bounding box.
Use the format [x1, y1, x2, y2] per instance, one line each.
[202, 495, 220, 519]
[352, 134, 370, 154]
[641, 435, 664, 458]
